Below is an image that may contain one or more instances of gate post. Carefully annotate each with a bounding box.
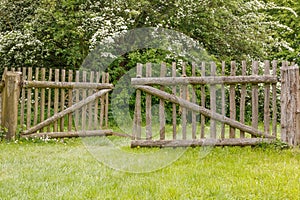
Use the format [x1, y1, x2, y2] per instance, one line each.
[280, 62, 300, 146]
[1, 71, 22, 140]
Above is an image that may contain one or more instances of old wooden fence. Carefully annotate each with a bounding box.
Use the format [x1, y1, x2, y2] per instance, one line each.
[1, 60, 300, 147]
[0, 67, 112, 139]
[131, 61, 300, 147]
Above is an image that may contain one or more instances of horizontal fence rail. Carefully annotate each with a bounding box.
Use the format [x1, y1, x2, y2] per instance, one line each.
[131, 76, 278, 85]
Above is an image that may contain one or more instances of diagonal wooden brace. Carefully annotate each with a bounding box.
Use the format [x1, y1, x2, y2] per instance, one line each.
[134, 85, 275, 139]
[22, 89, 111, 135]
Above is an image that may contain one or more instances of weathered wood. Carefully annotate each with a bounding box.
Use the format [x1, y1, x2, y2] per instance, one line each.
[282, 64, 299, 146]
[200, 62, 206, 138]
[1, 72, 22, 139]
[295, 64, 300, 145]
[287, 64, 297, 145]
[135, 85, 274, 138]
[94, 72, 100, 129]
[131, 138, 275, 148]
[181, 63, 187, 140]
[88, 71, 94, 130]
[252, 61, 259, 138]
[23, 80, 113, 89]
[26, 67, 32, 129]
[191, 63, 197, 139]
[131, 76, 277, 86]
[272, 60, 277, 137]
[221, 61, 226, 139]
[60, 70, 66, 132]
[82, 71, 87, 131]
[75, 71, 80, 129]
[264, 61, 271, 136]
[20, 67, 27, 131]
[240, 61, 247, 138]
[23, 130, 113, 139]
[53, 69, 59, 132]
[47, 69, 52, 132]
[172, 62, 177, 139]
[160, 62, 166, 140]
[280, 62, 287, 142]
[145, 63, 152, 140]
[100, 72, 105, 128]
[210, 62, 217, 139]
[22, 89, 112, 135]
[33, 68, 39, 125]
[40, 68, 46, 132]
[135, 63, 142, 139]
[229, 61, 236, 138]
[68, 70, 73, 131]
[105, 73, 109, 128]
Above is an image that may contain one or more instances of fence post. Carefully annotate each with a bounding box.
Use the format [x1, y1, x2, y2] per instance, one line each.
[1, 71, 22, 140]
[280, 63, 300, 146]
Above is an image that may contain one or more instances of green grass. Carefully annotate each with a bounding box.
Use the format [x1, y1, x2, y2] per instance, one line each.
[0, 137, 300, 199]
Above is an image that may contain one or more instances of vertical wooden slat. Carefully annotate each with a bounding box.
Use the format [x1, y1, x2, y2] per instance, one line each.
[229, 61, 236, 138]
[285, 63, 297, 145]
[26, 67, 32, 129]
[60, 69, 66, 132]
[221, 61, 226, 139]
[172, 62, 177, 140]
[88, 71, 94, 130]
[200, 62, 206, 138]
[47, 69, 53, 132]
[100, 72, 105, 128]
[160, 62, 166, 140]
[146, 63, 152, 140]
[181, 63, 187, 140]
[68, 70, 73, 131]
[295, 63, 300, 145]
[210, 62, 217, 139]
[252, 61, 259, 137]
[53, 69, 59, 132]
[94, 72, 100, 129]
[105, 73, 109, 128]
[40, 68, 46, 132]
[33, 68, 39, 126]
[135, 63, 142, 139]
[191, 62, 197, 139]
[264, 61, 271, 136]
[272, 60, 278, 137]
[20, 67, 27, 131]
[1, 72, 21, 139]
[75, 71, 80, 130]
[240, 61, 247, 138]
[81, 71, 87, 131]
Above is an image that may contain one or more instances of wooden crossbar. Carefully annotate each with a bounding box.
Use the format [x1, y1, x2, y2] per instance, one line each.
[22, 80, 113, 89]
[131, 138, 275, 147]
[131, 75, 277, 86]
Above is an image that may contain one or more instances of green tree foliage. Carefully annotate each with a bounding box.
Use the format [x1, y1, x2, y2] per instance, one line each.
[0, 0, 298, 74]
[265, 0, 299, 63]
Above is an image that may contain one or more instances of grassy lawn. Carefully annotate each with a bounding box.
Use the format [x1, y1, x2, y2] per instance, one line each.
[1, 137, 300, 200]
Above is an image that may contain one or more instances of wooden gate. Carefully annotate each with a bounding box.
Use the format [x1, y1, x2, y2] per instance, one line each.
[131, 61, 279, 147]
[1, 67, 113, 139]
